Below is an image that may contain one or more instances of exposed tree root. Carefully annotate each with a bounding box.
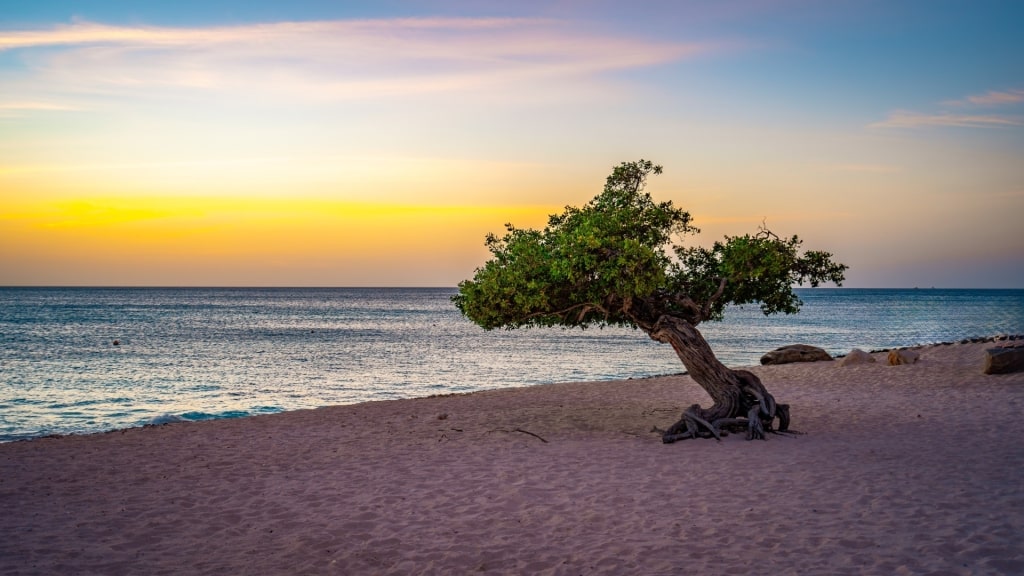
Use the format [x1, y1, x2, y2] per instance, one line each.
[661, 369, 793, 443]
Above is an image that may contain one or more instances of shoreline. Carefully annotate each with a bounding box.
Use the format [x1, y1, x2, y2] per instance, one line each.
[2, 340, 1023, 574]
[859, 332, 1024, 354]
[7, 333, 1023, 444]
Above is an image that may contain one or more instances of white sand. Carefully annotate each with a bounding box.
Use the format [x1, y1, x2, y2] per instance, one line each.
[2, 341, 1023, 575]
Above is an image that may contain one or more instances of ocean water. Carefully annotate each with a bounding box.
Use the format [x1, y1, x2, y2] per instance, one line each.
[2, 287, 1023, 442]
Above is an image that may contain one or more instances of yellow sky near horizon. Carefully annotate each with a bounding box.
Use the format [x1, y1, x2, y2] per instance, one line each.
[0, 187, 565, 285]
[3, 140, 1022, 286]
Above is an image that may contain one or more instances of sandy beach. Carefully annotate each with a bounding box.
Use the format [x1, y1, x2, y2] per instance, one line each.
[2, 341, 1023, 575]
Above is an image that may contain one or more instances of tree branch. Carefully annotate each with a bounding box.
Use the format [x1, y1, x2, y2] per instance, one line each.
[620, 296, 658, 333]
[674, 295, 700, 314]
[757, 220, 779, 240]
[701, 277, 728, 321]
[522, 302, 607, 324]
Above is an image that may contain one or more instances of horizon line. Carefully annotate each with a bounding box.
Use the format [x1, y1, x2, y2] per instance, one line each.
[1, 285, 1021, 290]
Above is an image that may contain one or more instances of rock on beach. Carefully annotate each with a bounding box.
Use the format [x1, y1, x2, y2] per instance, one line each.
[760, 344, 833, 365]
[837, 348, 876, 366]
[983, 345, 1024, 374]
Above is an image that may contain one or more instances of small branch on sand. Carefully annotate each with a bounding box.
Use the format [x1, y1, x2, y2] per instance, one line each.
[486, 428, 549, 443]
[514, 428, 548, 443]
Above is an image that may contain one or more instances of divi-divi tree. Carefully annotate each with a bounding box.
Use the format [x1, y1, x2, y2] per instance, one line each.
[454, 160, 847, 442]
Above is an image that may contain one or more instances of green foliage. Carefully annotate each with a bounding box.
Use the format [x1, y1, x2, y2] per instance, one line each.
[454, 160, 848, 332]
[672, 228, 847, 322]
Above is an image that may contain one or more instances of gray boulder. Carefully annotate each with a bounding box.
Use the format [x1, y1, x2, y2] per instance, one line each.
[760, 344, 833, 365]
[983, 346, 1024, 374]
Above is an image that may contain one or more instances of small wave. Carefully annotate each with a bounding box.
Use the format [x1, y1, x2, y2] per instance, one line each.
[143, 406, 283, 427]
[179, 409, 262, 421]
[146, 413, 186, 425]
[50, 397, 131, 409]
[9, 398, 48, 406]
[0, 431, 54, 443]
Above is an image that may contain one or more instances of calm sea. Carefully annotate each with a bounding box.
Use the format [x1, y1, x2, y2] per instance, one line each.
[2, 287, 1023, 442]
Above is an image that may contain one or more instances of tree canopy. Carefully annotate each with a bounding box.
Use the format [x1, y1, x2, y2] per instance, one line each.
[454, 160, 848, 332]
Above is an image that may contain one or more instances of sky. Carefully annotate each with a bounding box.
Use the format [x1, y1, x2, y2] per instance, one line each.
[1, 0, 1022, 287]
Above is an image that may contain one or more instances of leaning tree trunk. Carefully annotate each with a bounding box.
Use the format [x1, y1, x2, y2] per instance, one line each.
[647, 315, 790, 442]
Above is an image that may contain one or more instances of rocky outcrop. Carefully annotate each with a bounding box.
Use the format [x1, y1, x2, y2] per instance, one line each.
[760, 344, 833, 365]
[983, 345, 1024, 375]
[837, 348, 876, 366]
[887, 349, 920, 366]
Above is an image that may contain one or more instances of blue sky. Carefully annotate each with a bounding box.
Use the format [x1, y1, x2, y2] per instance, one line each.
[1, 0, 1022, 286]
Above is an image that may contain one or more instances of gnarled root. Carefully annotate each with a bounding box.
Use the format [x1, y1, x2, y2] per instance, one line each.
[735, 370, 790, 439]
[662, 404, 722, 443]
[775, 403, 791, 432]
[662, 370, 793, 443]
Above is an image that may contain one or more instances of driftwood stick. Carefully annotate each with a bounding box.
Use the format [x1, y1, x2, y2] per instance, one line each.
[486, 428, 548, 443]
[513, 428, 548, 443]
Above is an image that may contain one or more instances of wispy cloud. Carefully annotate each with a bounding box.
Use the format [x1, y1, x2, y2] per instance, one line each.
[870, 111, 1022, 129]
[874, 87, 1024, 130]
[0, 101, 79, 110]
[945, 88, 1024, 107]
[0, 100, 82, 118]
[0, 19, 708, 103]
[0, 18, 549, 50]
